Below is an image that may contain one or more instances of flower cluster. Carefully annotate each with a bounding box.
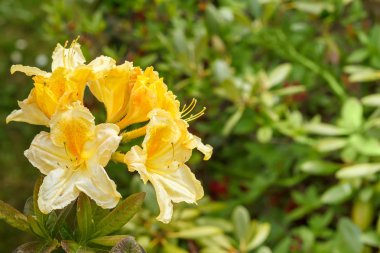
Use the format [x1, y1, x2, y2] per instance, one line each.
[8, 40, 212, 223]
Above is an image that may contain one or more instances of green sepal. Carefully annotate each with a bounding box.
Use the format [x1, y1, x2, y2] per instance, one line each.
[94, 192, 145, 237]
[0, 199, 29, 232]
[13, 240, 59, 253]
[76, 193, 95, 243]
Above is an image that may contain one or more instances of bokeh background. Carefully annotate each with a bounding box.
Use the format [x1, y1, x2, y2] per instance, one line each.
[3, 0, 380, 252]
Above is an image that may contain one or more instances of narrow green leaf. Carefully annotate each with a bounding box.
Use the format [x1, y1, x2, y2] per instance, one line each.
[223, 106, 245, 136]
[13, 240, 59, 253]
[77, 193, 94, 243]
[304, 123, 348, 136]
[361, 94, 380, 107]
[110, 236, 145, 253]
[52, 201, 75, 237]
[168, 226, 222, 239]
[299, 160, 340, 175]
[321, 183, 353, 204]
[162, 242, 188, 253]
[314, 138, 347, 152]
[0, 200, 29, 232]
[336, 163, 380, 179]
[95, 192, 145, 237]
[247, 222, 271, 250]
[27, 215, 50, 239]
[61, 240, 96, 253]
[91, 235, 131, 246]
[268, 63, 292, 87]
[34, 176, 46, 223]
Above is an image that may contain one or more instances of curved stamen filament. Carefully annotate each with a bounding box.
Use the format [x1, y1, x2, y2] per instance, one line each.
[184, 107, 206, 122]
[181, 98, 197, 118]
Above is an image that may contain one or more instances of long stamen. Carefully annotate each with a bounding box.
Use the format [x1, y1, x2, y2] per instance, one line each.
[181, 98, 197, 118]
[184, 107, 206, 122]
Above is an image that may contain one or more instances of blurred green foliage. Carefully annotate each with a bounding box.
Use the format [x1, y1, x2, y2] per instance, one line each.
[4, 0, 380, 252]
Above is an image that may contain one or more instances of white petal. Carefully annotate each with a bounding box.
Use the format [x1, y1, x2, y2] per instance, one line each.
[38, 168, 79, 214]
[149, 164, 204, 223]
[85, 123, 121, 167]
[124, 146, 149, 183]
[75, 165, 121, 209]
[6, 94, 49, 126]
[11, 65, 50, 77]
[25, 132, 70, 175]
[88, 56, 116, 73]
[52, 43, 85, 71]
[191, 135, 213, 160]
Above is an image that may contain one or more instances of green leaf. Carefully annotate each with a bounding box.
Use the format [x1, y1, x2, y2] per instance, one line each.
[168, 226, 222, 239]
[162, 242, 188, 253]
[347, 49, 369, 63]
[335, 218, 362, 253]
[338, 98, 363, 131]
[223, 106, 245, 136]
[246, 222, 271, 250]
[336, 163, 380, 179]
[321, 183, 353, 204]
[34, 176, 46, 223]
[51, 201, 75, 237]
[91, 235, 131, 246]
[361, 94, 380, 107]
[304, 123, 348, 136]
[299, 160, 340, 175]
[257, 127, 273, 143]
[268, 63, 292, 87]
[95, 192, 145, 237]
[77, 193, 95, 243]
[0, 200, 29, 232]
[110, 237, 145, 253]
[13, 240, 59, 253]
[232, 206, 251, 243]
[61, 240, 96, 253]
[27, 215, 50, 239]
[349, 135, 380, 156]
[314, 138, 347, 152]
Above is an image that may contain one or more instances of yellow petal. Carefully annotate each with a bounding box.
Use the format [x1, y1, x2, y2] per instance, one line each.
[6, 90, 50, 126]
[88, 61, 142, 123]
[24, 131, 70, 175]
[50, 102, 95, 158]
[11, 65, 50, 77]
[38, 168, 80, 214]
[116, 67, 180, 129]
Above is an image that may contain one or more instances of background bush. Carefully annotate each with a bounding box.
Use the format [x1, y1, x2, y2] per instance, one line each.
[2, 0, 380, 252]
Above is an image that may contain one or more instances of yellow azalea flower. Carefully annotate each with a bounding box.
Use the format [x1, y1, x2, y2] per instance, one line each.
[7, 41, 90, 126]
[124, 109, 212, 223]
[115, 67, 181, 129]
[87, 56, 143, 123]
[24, 102, 122, 213]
